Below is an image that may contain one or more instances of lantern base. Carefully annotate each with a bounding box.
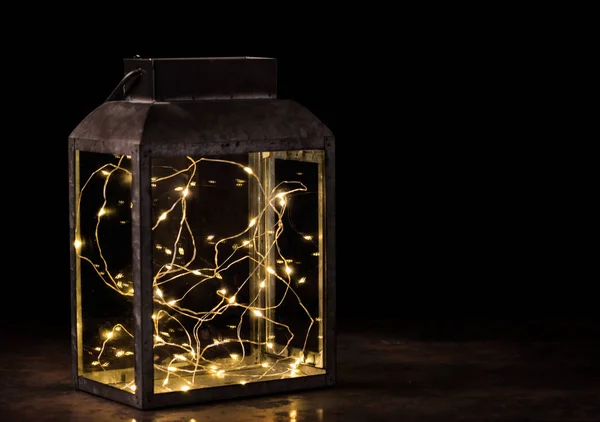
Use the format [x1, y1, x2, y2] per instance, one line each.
[81, 360, 326, 394]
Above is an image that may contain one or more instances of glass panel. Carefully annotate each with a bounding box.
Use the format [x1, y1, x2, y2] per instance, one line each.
[151, 151, 325, 393]
[75, 152, 135, 393]
[272, 152, 324, 361]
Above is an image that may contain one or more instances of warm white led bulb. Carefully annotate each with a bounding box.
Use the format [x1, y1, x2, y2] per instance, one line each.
[243, 167, 253, 174]
[182, 188, 189, 197]
[249, 218, 257, 227]
[252, 309, 263, 317]
[267, 267, 275, 275]
[168, 300, 176, 306]
[259, 280, 266, 288]
[228, 296, 236, 304]
[73, 240, 82, 249]
[285, 266, 292, 275]
[298, 277, 306, 284]
[98, 208, 106, 217]
[156, 288, 163, 298]
[159, 212, 167, 221]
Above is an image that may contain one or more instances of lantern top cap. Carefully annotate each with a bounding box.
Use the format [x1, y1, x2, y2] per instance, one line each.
[123, 56, 277, 102]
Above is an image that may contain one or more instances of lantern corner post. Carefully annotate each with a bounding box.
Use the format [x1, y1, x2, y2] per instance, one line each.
[324, 135, 337, 386]
[68, 138, 83, 388]
[132, 144, 156, 408]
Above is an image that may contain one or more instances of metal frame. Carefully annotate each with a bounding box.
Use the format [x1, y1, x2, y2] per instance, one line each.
[324, 136, 336, 385]
[134, 144, 155, 408]
[68, 104, 336, 410]
[68, 141, 78, 389]
[68, 139, 141, 408]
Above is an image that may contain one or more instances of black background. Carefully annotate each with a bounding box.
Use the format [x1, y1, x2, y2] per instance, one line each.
[2, 24, 595, 339]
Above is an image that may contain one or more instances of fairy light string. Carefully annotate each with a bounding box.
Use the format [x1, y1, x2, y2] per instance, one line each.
[75, 154, 322, 392]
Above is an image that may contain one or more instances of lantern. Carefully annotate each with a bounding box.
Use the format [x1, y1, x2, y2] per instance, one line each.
[68, 57, 336, 409]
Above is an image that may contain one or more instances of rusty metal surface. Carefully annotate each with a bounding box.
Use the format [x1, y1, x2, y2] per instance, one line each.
[69, 100, 332, 148]
[1, 325, 599, 421]
[67, 141, 78, 389]
[69, 101, 151, 145]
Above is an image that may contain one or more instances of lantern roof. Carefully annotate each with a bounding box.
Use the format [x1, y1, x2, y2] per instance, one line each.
[69, 99, 332, 147]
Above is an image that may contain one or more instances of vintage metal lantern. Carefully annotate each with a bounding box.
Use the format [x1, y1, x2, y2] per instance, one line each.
[68, 57, 336, 409]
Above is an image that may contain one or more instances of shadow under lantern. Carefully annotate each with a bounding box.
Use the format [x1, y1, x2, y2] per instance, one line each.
[67, 57, 336, 409]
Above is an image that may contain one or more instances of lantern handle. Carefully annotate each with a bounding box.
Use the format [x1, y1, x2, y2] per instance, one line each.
[105, 68, 144, 102]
